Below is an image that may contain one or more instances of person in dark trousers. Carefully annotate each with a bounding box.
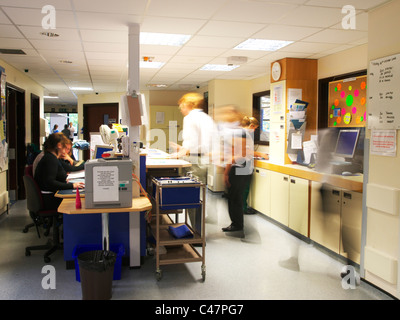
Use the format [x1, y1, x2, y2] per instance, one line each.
[216, 105, 254, 232]
[61, 124, 71, 139]
[34, 133, 84, 210]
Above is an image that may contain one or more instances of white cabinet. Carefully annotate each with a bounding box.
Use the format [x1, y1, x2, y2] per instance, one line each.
[341, 190, 362, 264]
[270, 171, 289, 226]
[249, 168, 271, 216]
[310, 182, 362, 263]
[288, 176, 309, 237]
[310, 182, 341, 254]
[260, 171, 309, 236]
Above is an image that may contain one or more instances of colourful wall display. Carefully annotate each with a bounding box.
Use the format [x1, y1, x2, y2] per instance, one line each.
[328, 75, 367, 128]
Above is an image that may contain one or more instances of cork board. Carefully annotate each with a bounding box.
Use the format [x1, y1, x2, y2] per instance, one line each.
[328, 75, 367, 128]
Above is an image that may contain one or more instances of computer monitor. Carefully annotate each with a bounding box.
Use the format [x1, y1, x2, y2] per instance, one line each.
[334, 129, 360, 159]
[94, 145, 114, 159]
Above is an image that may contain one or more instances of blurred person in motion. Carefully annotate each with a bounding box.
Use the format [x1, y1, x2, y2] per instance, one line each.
[61, 124, 71, 139]
[34, 133, 84, 211]
[52, 124, 59, 133]
[169, 92, 218, 234]
[241, 116, 269, 215]
[68, 122, 75, 141]
[215, 105, 254, 233]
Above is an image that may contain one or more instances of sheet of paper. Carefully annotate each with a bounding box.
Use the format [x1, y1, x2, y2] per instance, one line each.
[67, 170, 85, 180]
[287, 88, 302, 110]
[156, 111, 165, 124]
[93, 166, 119, 202]
[370, 129, 397, 156]
[303, 140, 318, 163]
[291, 132, 303, 150]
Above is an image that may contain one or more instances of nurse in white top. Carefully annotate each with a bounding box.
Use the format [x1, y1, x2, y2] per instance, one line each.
[169, 92, 219, 234]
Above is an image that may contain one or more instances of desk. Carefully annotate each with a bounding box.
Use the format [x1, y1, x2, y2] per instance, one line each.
[58, 196, 151, 268]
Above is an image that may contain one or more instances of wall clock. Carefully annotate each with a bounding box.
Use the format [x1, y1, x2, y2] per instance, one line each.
[271, 61, 281, 81]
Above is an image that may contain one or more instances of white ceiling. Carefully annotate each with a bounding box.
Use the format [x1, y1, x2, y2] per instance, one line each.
[0, 0, 391, 106]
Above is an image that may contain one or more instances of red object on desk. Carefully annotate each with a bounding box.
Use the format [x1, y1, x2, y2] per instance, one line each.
[75, 188, 82, 209]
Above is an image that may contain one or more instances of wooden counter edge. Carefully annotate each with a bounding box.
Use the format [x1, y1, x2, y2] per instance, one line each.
[58, 196, 152, 214]
[254, 160, 363, 193]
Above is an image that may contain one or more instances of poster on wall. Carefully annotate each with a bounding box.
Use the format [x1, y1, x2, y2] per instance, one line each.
[368, 53, 400, 129]
[370, 129, 396, 157]
[328, 75, 367, 128]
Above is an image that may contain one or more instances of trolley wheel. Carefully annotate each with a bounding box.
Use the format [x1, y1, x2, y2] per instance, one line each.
[22, 227, 28, 233]
[156, 269, 162, 281]
[201, 265, 206, 282]
[25, 249, 31, 257]
[44, 256, 51, 263]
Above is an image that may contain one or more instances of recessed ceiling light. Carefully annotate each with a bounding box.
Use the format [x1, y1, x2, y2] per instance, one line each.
[200, 64, 240, 71]
[140, 32, 191, 46]
[146, 84, 168, 88]
[140, 61, 165, 69]
[59, 60, 72, 64]
[40, 31, 59, 37]
[43, 96, 59, 99]
[69, 87, 93, 91]
[234, 39, 293, 51]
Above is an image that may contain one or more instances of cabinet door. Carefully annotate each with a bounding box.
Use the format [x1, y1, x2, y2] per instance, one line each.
[270, 171, 289, 226]
[340, 190, 362, 264]
[310, 182, 341, 254]
[249, 168, 271, 216]
[289, 176, 309, 237]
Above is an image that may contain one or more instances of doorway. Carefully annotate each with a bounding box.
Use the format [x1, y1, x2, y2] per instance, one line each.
[7, 84, 26, 200]
[31, 94, 40, 147]
[83, 103, 119, 160]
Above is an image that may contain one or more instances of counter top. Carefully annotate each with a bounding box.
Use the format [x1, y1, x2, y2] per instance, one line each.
[254, 160, 363, 192]
[58, 196, 152, 214]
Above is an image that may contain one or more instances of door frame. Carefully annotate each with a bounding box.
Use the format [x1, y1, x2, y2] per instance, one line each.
[6, 83, 26, 200]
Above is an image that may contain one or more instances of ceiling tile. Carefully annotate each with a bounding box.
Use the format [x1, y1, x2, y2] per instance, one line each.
[197, 21, 265, 38]
[3, 7, 76, 28]
[303, 28, 368, 44]
[141, 16, 206, 34]
[146, 0, 228, 19]
[253, 24, 322, 41]
[305, 0, 390, 10]
[213, 0, 298, 24]
[186, 35, 244, 49]
[277, 5, 343, 28]
[75, 12, 140, 31]
[72, 0, 148, 15]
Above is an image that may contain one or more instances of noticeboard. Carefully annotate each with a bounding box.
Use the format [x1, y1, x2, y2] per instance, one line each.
[328, 75, 367, 128]
[368, 53, 400, 129]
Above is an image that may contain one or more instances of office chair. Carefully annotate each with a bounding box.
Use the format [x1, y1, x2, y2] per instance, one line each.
[23, 171, 63, 263]
[22, 166, 50, 237]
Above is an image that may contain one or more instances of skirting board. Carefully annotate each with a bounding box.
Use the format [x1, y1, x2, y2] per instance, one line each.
[366, 183, 400, 215]
[0, 191, 8, 209]
[364, 246, 397, 284]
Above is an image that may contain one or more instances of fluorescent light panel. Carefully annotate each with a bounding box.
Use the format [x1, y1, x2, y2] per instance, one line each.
[140, 61, 165, 69]
[200, 64, 240, 71]
[234, 39, 293, 51]
[43, 96, 59, 99]
[69, 87, 93, 91]
[140, 32, 191, 46]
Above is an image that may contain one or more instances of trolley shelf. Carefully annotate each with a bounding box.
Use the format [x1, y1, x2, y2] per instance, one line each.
[150, 176, 206, 281]
[158, 244, 203, 265]
[151, 222, 202, 246]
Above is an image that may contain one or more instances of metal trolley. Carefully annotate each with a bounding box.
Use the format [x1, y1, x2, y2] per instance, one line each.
[150, 177, 206, 281]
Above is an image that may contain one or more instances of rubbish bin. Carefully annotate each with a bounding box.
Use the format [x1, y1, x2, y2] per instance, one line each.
[78, 250, 116, 300]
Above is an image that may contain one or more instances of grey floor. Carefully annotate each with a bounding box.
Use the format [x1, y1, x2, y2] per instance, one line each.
[0, 191, 393, 300]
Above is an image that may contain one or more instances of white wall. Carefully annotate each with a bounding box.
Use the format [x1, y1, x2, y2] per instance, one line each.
[363, 0, 400, 298]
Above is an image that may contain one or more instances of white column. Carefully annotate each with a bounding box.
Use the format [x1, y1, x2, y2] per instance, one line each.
[128, 24, 141, 267]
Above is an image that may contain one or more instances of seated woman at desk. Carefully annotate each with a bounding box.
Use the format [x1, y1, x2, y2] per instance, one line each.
[34, 133, 84, 210]
[33, 134, 84, 176]
[58, 137, 84, 173]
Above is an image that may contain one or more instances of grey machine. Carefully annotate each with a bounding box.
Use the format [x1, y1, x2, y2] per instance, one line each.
[85, 159, 133, 209]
